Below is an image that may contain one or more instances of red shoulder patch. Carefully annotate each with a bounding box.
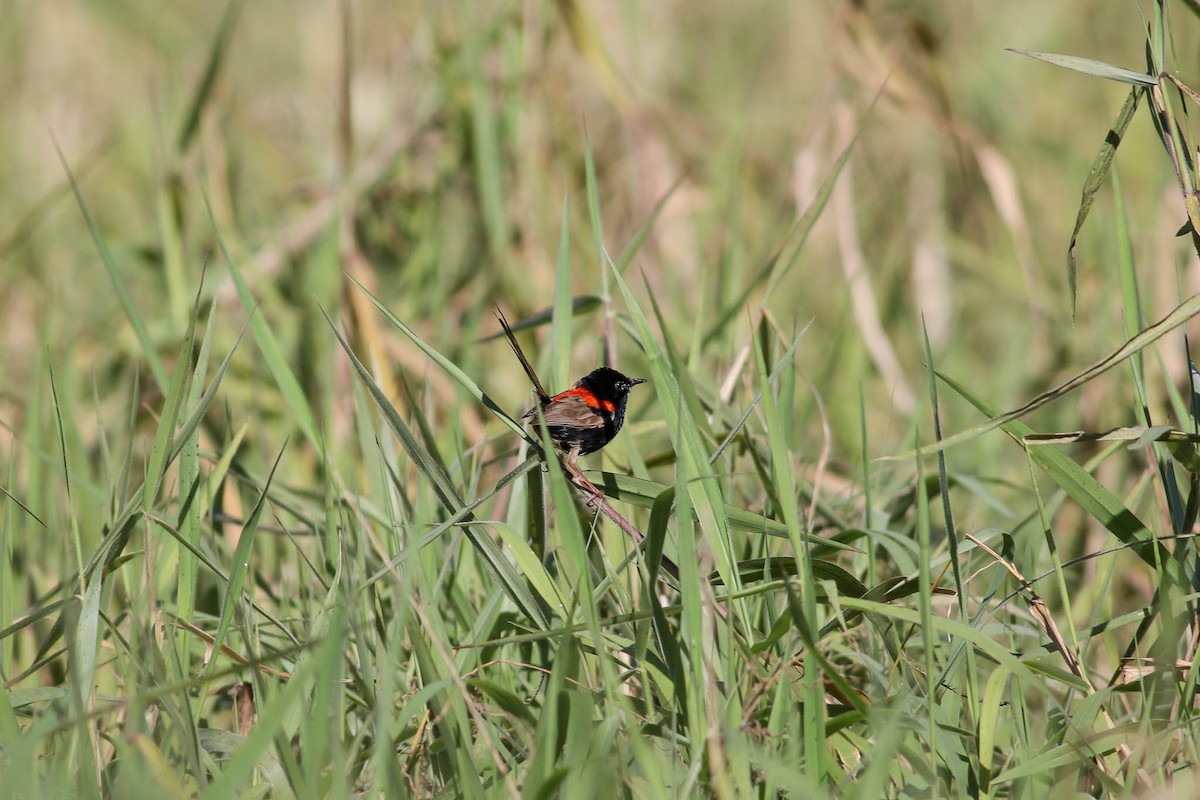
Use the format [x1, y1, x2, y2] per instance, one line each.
[553, 387, 615, 413]
[549, 388, 614, 412]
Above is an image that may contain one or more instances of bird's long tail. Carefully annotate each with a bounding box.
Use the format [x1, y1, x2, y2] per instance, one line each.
[494, 308, 552, 404]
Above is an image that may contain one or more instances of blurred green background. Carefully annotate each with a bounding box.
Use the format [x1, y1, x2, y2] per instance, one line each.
[5, 0, 1200, 796]
[4, 0, 1187, 452]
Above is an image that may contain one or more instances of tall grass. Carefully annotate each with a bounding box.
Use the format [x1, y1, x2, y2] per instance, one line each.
[5, 1, 1200, 797]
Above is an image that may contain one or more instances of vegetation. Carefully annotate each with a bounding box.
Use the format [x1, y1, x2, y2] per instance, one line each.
[5, 1, 1200, 796]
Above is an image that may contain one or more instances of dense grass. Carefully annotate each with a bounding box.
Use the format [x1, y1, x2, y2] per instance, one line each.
[7, 1, 1200, 797]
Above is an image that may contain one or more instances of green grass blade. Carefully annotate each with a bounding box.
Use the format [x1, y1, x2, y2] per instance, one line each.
[1066, 86, 1141, 320]
[54, 141, 169, 390]
[583, 471, 855, 551]
[177, 0, 243, 153]
[911, 431, 939, 782]
[175, 301, 220, 658]
[645, 485, 687, 707]
[322, 304, 549, 628]
[205, 441, 287, 675]
[493, 521, 566, 617]
[166, 310, 248, 465]
[938, 370, 1182, 582]
[345, 275, 531, 443]
[751, 320, 824, 783]
[977, 666, 1010, 797]
[901, 285, 1200, 458]
[69, 570, 103, 713]
[210, 204, 324, 457]
[199, 609, 342, 800]
[605, 261, 741, 620]
[143, 289, 199, 509]
[922, 322, 978, 726]
[1008, 49, 1156, 86]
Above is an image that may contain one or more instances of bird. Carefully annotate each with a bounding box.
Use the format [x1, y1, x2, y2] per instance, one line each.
[522, 366, 646, 463]
[494, 309, 646, 464]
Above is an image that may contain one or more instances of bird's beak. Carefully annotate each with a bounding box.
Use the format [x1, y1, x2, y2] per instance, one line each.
[631, 378, 647, 386]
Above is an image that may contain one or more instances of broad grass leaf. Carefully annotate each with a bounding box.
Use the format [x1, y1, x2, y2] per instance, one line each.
[1008, 49, 1156, 86]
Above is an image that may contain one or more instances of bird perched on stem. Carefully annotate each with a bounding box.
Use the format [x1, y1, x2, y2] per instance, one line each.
[494, 310, 646, 466]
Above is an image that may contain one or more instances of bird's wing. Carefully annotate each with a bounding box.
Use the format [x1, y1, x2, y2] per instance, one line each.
[524, 391, 610, 428]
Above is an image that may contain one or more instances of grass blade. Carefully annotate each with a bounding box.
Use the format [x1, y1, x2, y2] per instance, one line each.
[204, 441, 287, 675]
[345, 275, 531, 443]
[1008, 49, 1156, 86]
[322, 303, 549, 628]
[199, 609, 342, 800]
[1066, 86, 1142, 319]
[938, 370, 1182, 582]
[899, 285, 1200, 458]
[54, 141, 168, 390]
[143, 283, 200, 508]
[209, 202, 324, 457]
[178, 0, 243, 153]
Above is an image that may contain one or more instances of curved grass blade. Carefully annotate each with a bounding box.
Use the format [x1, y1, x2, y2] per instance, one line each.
[209, 199, 324, 457]
[1066, 87, 1142, 320]
[143, 283, 200, 508]
[54, 139, 168, 391]
[839, 595, 1037, 679]
[178, 0, 243, 153]
[990, 720, 1136, 785]
[1008, 49, 1156, 86]
[938, 370, 1183, 583]
[897, 286, 1200, 459]
[322, 304, 549, 628]
[204, 440, 287, 675]
[724, 558, 867, 597]
[493, 522, 566, 618]
[344, 275, 532, 445]
[585, 471, 857, 551]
